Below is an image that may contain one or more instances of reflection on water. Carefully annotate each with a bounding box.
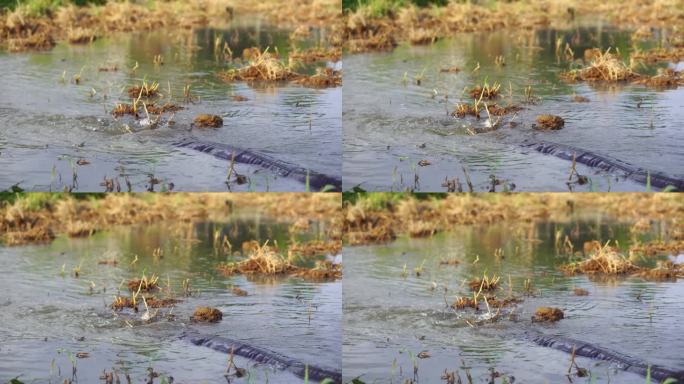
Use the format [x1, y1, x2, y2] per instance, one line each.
[0, 215, 341, 383]
[343, 218, 684, 383]
[0, 18, 341, 192]
[343, 25, 684, 192]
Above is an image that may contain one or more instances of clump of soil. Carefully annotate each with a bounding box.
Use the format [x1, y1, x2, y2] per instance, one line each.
[193, 306, 223, 323]
[290, 47, 341, 63]
[146, 103, 183, 115]
[573, 288, 589, 296]
[293, 68, 342, 88]
[293, 260, 342, 281]
[535, 115, 565, 130]
[231, 287, 248, 296]
[112, 103, 138, 118]
[452, 103, 521, 119]
[230, 95, 249, 102]
[3, 226, 55, 246]
[145, 297, 181, 308]
[633, 69, 683, 89]
[561, 246, 639, 275]
[533, 307, 564, 322]
[288, 240, 341, 257]
[629, 240, 684, 257]
[111, 296, 135, 310]
[440, 67, 461, 73]
[631, 47, 684, 64]
[451, 294, 520, 311]
[560, 48, 639, 82]
[127, 274, 159, 292]
[128, 81, 160, 99]
[193, 114, 223, 128]
[469, 83, 500, 100]
[439, 258, 460, 266]
[218, 49, 298, 82]
[572, 95, 590, 103]
[468, 273, 500, 292]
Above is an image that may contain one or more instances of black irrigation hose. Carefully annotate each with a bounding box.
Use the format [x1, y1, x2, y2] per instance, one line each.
[522, 140, 684, 191]
[173, 139, 342, 191]
[521, 329, 684, 382]
[180, 330, 342, 383]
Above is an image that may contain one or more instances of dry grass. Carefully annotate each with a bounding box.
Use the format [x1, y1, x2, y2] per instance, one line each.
[218, 49, 298, 82]
[468, 272, 500, 292]
[560, 48, 639, 82]
[290, 47, 342, 63]
[293, 68, 342, 88]
[561, 243, 640, 275]
[127, 273, 160, 292]
[629, 240, 684, 257]
[67, 27, 97, 44]
[288, 240, 341, 257]
[407, 221, 438, 238]
[343, 194, 683, 246]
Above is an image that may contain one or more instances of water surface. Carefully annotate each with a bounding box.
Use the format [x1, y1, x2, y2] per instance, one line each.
[343, 218, 684, 383]
[0, 215, 341, 383]
[0, 18, 341, 192]
[343, 25, 684, 191]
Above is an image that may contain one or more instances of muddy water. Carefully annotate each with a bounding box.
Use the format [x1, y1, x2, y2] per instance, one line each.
[0, 216, 341, 383]
[0, 18, 341, 192]
[343, 26, 684, 192]
[343, 219, 684, 383]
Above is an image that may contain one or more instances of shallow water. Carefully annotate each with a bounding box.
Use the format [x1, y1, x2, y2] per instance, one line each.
[0, 215, 341, 383]
[343, 25, 684, 192]
[343, 218, 684, 383]
[0, 18, 341, 192]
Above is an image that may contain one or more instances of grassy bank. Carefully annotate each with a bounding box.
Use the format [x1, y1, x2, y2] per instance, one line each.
[0, 0, 341, 52]
[343, 0, 684, 53]
[1, 193, 341, 246]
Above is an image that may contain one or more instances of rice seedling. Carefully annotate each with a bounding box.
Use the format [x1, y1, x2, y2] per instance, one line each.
[468, 272, 500, 292]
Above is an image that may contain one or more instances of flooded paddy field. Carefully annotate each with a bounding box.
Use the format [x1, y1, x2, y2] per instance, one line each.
[0, 17, 342, 192]
[342, 194, 684, 383]
[343, 25, 684, 192]
[0, 194, 342, 383]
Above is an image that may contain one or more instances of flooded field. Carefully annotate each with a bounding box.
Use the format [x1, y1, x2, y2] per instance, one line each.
[0, 213, 341, 383]
[0, 18, 341, 192]
[343, 217, 684, 383]
[343, 26, 684, 192]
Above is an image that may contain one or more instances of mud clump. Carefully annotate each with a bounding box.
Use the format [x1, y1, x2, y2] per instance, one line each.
[533, 307, 564, 322]
[146, 103, 183, 115]
[572, 95, 590, 103]
[293, 260, 342, 281]
[193, 306, 223, 323]
[290, 47, 341, 63]
[573, 288, 589, 296]
[535, 115, 565, 130]
[193, 114, 223, 128]
[112, 103, 137, 118]
[632, 69, 683, 89]
[288, 240, 341, 257]
[294, 68, 342, 88]
[452, 103, 521, 119]
[629, 240, 684, 257]
[127, 82, 159, 99]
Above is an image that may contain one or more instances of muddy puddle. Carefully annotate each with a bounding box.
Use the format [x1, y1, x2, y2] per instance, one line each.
[0, 18, 341, 192]
[0, 215, 341, 383]
[343, 25, 683, 192]
[343, 218, 684, 383]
